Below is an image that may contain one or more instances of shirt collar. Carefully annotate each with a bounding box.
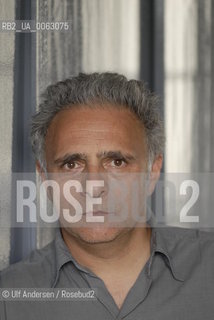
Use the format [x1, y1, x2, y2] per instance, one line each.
[52, 224, 201, 286]
[149, 226, 201, 282]
[52, 228, 92, 287]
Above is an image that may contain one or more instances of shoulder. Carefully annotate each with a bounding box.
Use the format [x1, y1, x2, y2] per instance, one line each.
[197, 229, 214, 261]
[0, 240, 56, 288]
[157, 225, 214, 242]
[157, 226, 214, 262]
[154, 226, 214, 280]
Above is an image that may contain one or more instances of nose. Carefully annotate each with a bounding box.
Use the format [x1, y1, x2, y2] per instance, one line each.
[80, 171, 108, 198]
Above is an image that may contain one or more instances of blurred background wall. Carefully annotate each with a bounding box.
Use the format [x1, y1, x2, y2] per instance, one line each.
[0, 0, 15, 272]
[165, 0, 214, 172]
[0, 0, 213, 270]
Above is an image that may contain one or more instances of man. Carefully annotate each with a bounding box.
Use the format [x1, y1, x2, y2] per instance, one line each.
[0, 72, 214, 320]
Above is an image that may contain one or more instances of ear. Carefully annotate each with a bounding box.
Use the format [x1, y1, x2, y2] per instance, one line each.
[147, 155, 163, 196]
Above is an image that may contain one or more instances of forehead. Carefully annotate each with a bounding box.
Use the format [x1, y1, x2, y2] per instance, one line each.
[45, 105, 146, 155]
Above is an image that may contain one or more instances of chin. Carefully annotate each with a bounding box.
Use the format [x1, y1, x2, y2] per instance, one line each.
[64, 226, 130, 244]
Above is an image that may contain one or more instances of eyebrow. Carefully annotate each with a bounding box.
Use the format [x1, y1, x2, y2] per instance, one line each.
[97, 150, 136, 161]
[54, 150, 136, 165]
[54, 153, 87, 165]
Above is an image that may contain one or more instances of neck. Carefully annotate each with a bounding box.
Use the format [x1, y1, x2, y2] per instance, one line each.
[61, 225, 152, 276]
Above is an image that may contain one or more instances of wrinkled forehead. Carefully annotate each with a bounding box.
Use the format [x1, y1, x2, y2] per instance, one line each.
[48, 103, 143, 130]
[45, 106, 145, 162]
[45, 105, 146, 151]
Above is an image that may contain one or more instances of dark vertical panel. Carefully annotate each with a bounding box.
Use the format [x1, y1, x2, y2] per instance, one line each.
[140, 0, 154, 90]
[140, 0, 164, 113]
[192, 0, 205, 171]
[153, 0, 165, 178]
[211, 0, 214, 171]
[10, 0, 37, 264]
[153, 0, 164, 118]
[140, 0, 165, 217]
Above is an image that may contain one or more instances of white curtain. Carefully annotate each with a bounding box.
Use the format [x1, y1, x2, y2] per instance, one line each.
[164, 0, 214, 228]
[165, 0, 214, 172]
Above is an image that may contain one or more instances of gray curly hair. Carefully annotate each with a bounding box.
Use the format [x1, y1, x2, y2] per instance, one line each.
[31, 72, 165, 169]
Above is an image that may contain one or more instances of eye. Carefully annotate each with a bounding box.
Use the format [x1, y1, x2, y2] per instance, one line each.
[63, 161, 81, 170]
[110, 159, 127, 168]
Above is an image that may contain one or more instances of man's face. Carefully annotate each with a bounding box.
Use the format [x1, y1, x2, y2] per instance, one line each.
[41, 104, 162, 243]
